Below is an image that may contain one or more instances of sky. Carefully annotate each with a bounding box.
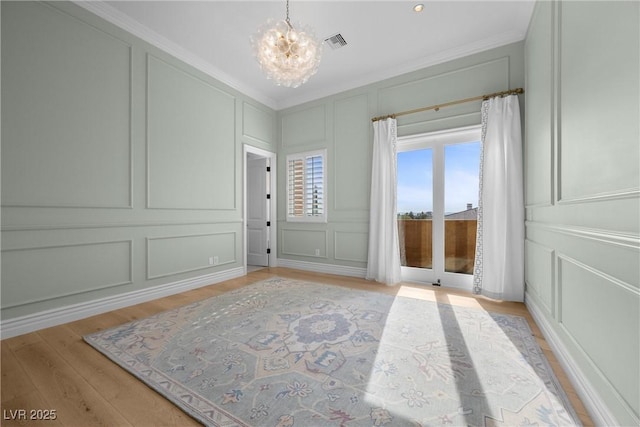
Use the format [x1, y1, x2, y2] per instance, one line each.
[397, 142, 480, 214]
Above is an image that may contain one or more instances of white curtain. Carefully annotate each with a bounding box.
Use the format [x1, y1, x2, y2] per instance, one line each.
[366, 118, 402, 285]
[473, 94, 525, 301]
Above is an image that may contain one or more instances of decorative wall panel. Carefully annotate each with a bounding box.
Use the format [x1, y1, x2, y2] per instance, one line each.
[334, 231, 368, 263]
[558, 255, 639, 417]
[558, 2, 639, 202]
[243, 102, 275, 146]
[147, 55, 236, 210]
[1, 1, 132, 208]
[1, 241, 132, 308]
[281, 229, 327, 258]
[524, 0, 554, 207]
[524, 239, 554, 316]
[378, 58, 510, 118]
[281, 105, 326, 148]
[333, 95, 370, 213]
[147, 232, 236, 279]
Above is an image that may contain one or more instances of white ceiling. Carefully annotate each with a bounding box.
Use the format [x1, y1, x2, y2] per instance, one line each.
[83, 1, 535, 110]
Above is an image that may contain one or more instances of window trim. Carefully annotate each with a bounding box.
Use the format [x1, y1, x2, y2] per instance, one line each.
[286, 149, 327, 223]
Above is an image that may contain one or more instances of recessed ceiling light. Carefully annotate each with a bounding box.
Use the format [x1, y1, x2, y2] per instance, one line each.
[413, 4, 424, 13]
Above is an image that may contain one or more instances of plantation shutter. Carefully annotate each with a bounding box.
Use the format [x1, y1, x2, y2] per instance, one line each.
[305, 155, 324, 216]
[288, 158, 305, 217]
[287, 153, 324, 219]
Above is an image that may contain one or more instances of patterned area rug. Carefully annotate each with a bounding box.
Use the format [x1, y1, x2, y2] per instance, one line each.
[84, 277, 580, 426]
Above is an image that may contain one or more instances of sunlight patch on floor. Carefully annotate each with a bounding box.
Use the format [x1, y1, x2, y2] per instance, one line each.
[364, 289, 573, 425]
[396, 285, 484, 310]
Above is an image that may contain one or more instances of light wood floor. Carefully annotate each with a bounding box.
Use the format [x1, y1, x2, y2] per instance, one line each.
[1, 267, 593, 426]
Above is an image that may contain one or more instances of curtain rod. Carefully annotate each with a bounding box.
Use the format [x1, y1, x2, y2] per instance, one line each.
[371, 87, 524, 122]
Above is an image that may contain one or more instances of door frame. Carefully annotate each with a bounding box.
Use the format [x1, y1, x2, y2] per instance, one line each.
[243, 144, 277, 271]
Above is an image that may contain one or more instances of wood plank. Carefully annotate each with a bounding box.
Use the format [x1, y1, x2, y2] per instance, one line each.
[106, 301, 166, 321]
[3, 332, 42, 352]
[12, 340, 132, 427]
[64, 310, 132, 337]
[1, 342, 36, 403]
[1, 390, 64, 427]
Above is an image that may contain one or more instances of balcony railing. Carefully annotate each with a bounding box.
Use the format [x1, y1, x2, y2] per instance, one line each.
[398, 219, 477, 274]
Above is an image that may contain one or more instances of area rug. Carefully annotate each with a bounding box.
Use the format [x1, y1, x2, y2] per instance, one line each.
[84, 277, 581, 426]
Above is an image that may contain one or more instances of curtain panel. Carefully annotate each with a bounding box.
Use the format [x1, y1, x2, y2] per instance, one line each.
[366, 118, 402, 285]
[473, 94, 525, 301]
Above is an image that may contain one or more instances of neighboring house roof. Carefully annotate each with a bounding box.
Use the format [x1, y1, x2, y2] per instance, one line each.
[445, 207, 478, 220]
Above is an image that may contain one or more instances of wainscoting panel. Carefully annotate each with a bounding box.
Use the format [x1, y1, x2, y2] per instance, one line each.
[281, 104, 326, 148]
[526, 223, 640, 288]
[558, 255, 639, 420]
[334, 231, 368, 263]
[242, 102, 275, 146]
[281, 229, 328, 258]
[524, 239, 554, 317]
[333, 94, 371, 213]
[1, 240, 133, 309]
[558, 1, 639, 203]
[1, 1, 132, 209]
[146, 54, 236, 210]
[147, 232, 237, 279]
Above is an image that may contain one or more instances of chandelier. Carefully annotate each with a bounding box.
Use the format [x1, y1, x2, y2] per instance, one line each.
[251, 0, 322, 88]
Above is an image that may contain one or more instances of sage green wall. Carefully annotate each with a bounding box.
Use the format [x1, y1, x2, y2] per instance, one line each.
[524, 1, 639, 425]
[1, 1, 276, 321]
[277, 42, 524, 269]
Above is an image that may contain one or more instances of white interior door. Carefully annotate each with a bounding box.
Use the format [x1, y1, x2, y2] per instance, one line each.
[247, 156, 269, 266]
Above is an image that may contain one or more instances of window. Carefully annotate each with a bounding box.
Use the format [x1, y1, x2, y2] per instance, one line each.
[286, 149, 326, 222]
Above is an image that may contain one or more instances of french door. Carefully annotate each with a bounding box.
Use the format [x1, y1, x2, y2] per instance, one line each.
[397, 125, 481, 290]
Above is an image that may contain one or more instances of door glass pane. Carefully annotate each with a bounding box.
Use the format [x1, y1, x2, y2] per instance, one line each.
[397, 149, 432, 269]
[444, 142, 480, 274]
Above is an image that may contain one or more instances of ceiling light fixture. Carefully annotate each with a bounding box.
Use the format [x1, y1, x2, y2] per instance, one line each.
[251, 0, 322, 88]
[414, 4, 425, 13]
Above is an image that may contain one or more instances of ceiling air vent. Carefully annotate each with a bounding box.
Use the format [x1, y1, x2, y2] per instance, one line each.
[324, 33, 348, 50]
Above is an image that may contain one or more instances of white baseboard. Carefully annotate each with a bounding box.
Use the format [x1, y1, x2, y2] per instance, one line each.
[525, 293, 619, 427]
[1, 267, 245, 340]
[276, 258, 367, 279]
